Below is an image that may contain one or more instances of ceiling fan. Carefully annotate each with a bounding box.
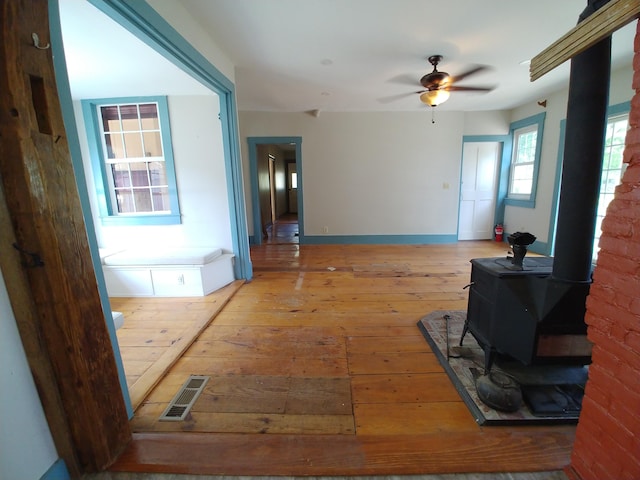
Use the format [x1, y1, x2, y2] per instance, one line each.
[382, 55, 495, 107]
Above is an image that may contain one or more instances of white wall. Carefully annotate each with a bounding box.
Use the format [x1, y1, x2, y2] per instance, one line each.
[74, 94, 233, 252]
[0, 270, 59, 480]
[240, 110, 469, 236]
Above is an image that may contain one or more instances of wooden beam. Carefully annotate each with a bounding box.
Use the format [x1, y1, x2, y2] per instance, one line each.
[530, 0, 640, 81]
[0, 0, 131, 474]
[0, 175, 82, 477]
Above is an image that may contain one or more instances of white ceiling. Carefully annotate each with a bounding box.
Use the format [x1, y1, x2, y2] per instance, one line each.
[60, 0, 636, 113]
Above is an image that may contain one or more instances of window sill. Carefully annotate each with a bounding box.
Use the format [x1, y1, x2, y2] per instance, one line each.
[101, 214, 182, 226]
[505, 197, 535, 208]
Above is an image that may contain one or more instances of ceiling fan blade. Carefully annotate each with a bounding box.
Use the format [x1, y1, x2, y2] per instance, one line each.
[387, 73, 422, 87]
[377, 90, 425, 103]
[450, 65, 489, 83]
[445, 85, 495, 92]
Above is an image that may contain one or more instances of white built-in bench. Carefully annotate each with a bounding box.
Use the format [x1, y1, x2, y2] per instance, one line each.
[100, 247, 235, 297]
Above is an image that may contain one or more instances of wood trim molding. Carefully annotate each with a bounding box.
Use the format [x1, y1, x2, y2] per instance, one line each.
[530, 0, 640, 81]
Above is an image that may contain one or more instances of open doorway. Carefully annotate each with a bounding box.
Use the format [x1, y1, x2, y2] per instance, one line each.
[248, 137, 303, 245]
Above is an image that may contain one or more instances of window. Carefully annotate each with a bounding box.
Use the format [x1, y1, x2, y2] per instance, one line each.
[506, 113, 545, 208]
[593, 112, 628, 261]
[82, 96, 180, 226]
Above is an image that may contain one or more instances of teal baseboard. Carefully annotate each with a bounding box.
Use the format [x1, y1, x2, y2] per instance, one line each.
[301, 234, 458, 245]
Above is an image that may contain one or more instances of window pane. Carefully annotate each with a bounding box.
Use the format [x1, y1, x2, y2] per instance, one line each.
[119, 105, 140, 131]
[129, 162, 150, 187]
[612, 119, 628, 143]
[291, 172, 297, 189]
[111, 163, 131, 188]
[100, 106, 121, 132]
[123, 132, 144, 158]
[115, 189, 134, 213]
[142, 131, 163, 157]
[148, 161, 167, 186]
[609, 145, 624, 170]
[133, 189, 152, 212]
[139, 104, 159, 129]
[104, 133, 124, 159]
[151, 187, 170, 211]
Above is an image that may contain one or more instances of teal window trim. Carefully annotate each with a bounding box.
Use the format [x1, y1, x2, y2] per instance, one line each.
[505, 112, 546, 208]
[81, 96, 181, 226]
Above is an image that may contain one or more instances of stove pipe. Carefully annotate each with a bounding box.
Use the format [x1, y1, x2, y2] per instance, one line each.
[552, 0, 612, 283]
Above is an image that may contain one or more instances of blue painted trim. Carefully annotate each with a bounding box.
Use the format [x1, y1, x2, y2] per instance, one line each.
[87, 0, 233, 92]
[303, 234, 458, 245]
[81, 96, 181, 226]
[49, 0, 133, 417]
[89, 0, 252, 280]
[505, 112, 546, 208]
[247, 137, 304, 245]
[460, 135, 510, 237]
[608, 100, 631, 116]
[40, 458, 70, 480]
[548, 118, 567, 257]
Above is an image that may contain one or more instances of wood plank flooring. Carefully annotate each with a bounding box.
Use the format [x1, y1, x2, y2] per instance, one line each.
[112, 280, 244, 409]
[109, 242, 576, 476]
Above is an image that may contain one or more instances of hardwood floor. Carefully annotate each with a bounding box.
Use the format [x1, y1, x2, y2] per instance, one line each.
[112, 281, 244, 409]
[108, 242, 575, 477]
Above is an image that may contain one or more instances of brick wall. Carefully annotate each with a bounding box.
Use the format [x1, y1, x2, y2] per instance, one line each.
[569, 20, 640, 480]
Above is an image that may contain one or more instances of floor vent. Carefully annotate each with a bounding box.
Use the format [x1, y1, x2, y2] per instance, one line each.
[158, 375, 209, 421]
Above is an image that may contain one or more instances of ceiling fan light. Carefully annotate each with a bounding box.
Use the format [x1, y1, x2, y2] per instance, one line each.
[420, 89, 450, 107]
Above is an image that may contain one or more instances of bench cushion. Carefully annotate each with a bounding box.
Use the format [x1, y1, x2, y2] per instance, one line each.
[102, 247, 223, 266]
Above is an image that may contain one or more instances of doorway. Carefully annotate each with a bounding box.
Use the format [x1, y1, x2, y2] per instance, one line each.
[248, 137, 303, 245]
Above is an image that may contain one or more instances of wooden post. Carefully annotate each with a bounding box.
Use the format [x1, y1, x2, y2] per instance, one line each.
[0, 0, 131, 475]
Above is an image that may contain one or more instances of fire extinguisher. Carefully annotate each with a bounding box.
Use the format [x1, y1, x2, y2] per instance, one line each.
[494, 224, 504, 242]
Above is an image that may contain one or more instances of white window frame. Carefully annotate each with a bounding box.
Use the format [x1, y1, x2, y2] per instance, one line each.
[82, 96, 181, 226]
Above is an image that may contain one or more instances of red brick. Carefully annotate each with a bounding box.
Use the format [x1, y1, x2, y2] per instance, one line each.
[598, 234, 640, 258]
[601, 216, 636, 238]
[587, 329, 640, 371]
[624, 329, 640, 351]
[573, 24, 640, 479]
[625, 124, 640, 145]
[591, 344, 621, 375]
[603, 199, 640, 221]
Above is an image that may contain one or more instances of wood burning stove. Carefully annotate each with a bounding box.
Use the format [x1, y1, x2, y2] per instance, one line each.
[461, 252, 592, 374]
[457, 0, 611, 412]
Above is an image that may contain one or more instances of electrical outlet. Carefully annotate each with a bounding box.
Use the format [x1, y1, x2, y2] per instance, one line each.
[177, 274, 185, 285]
[322, 226, 329, 233]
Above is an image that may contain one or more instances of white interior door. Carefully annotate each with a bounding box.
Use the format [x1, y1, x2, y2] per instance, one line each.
[458, 142, 500, 240]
